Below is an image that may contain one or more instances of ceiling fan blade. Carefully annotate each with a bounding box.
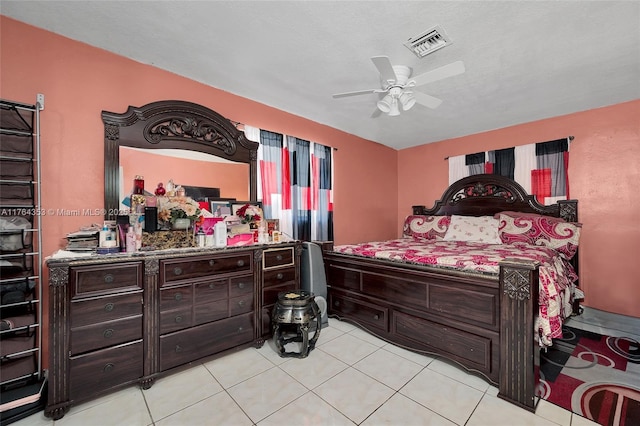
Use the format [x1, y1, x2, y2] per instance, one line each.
[412, 61, 465, 87]
[370, 108, 383, 118]
[332, 88, 380, 98]
[413, 92, 443, 109]
[371, 56, 397, 84]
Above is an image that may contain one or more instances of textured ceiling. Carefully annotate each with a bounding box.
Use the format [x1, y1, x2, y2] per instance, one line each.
[2, 1, 639, 150]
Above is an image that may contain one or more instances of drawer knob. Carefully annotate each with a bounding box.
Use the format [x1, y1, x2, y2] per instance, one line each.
[104, 303, 115, 312]
[276, 273, 284, 280]
[373, 315, 380, 321]
[209, 283, 216, 289]
[174, 293, 183, 301]
[173, 267, 182, 276]
[103, 329, 114, 338]
[237, 259, 245, 267]
[334, 301, 340, 307]
[237, 282, 245, 289]
[175, 345, 182, 353]
[276, 254, 283, 261]
[174, 315, 183, 323]
[103, 274, 114, 284]
[209, 260, 215, 266]
[237, 327, 244, 333]
[103, 363, 115, 373]
[238, 300, 245, 307]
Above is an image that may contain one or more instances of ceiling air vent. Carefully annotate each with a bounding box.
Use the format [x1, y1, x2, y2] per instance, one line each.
[404, 25, 452, 58]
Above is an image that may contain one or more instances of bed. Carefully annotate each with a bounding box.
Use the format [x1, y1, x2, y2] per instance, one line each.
[322, 174, 582, 412]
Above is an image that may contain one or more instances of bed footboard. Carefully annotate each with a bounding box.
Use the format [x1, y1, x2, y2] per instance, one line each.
[498, 258, 540, 412]
[322, 249, 541, 412]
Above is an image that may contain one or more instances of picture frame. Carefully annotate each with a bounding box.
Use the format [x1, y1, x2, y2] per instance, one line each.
[266, 219, 279, 234]
[209, 198, 235, 218]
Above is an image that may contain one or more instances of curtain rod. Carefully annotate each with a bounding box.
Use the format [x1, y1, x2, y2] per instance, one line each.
[234, 121, 339, 151]
[443, 136, 574, 160]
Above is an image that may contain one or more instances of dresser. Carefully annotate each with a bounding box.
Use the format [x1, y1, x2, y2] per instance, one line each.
[45, 243, 301, 420]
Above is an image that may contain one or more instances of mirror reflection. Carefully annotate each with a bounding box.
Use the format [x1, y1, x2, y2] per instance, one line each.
[119, 147, 249, 209]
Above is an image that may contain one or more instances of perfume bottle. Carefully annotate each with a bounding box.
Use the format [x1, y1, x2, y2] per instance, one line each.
[133, 175, 145, 195]
[155, 182, 166, 196]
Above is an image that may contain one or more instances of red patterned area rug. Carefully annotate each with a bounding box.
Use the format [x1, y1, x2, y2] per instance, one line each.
[539, 326, 640, 426]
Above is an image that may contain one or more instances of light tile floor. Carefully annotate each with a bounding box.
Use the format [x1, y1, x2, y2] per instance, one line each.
[15, 307, 638, 426]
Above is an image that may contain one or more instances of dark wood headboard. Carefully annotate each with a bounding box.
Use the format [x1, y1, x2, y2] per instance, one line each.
[412, 174, 579, 288]
[413, 174, 577, 222]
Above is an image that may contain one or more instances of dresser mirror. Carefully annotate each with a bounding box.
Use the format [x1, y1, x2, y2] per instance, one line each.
[103, 100, 258, 220]
[119, 146, 250, 204]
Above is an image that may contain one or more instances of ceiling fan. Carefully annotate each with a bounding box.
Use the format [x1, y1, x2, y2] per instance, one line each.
[332, 56, 465, 116]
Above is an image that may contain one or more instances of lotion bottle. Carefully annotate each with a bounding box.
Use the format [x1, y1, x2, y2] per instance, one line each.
[214, 220, 227, 248]
[126, 227, 136, 253]
[99, 224, 110, 247]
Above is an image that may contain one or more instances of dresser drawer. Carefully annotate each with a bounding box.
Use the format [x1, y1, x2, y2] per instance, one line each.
[229, 275, 253, 297]
[162, 253, 252, 283]
[70, 262, 142, 297]
[69, 340, 143, 402]
[194, 280, 228, 304]
[70, 316, 143, 354]
[263, 266, 296, 287]
[229, 294, 254, 317]
[160, 284, 193, 311]
[263, 247, 294, 269]
[160, 308, 193, 335]
[160, 312, 254, 371]
[71, 292, 142, 328]
[194, 299, 228, 326]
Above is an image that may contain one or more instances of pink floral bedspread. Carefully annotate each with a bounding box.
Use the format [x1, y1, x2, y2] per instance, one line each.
[334, 238, 579, 347]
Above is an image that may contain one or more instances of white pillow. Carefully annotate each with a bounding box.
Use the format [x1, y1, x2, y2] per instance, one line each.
[443, 215, 501, 244]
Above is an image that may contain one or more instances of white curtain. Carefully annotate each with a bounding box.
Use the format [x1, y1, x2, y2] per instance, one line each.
[448, 155, 467, 185]
[243, 125, 261, 200]
[514, 143, 536, 194]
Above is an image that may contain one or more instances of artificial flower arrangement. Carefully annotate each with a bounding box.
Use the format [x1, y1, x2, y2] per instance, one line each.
[157, 196, 202, 226]
[236, 203, 262, 226]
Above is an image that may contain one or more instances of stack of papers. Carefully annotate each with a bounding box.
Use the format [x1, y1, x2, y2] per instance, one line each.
[65, 230, 99, 252]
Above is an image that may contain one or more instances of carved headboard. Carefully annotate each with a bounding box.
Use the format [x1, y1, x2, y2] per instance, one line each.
[412, 174, 577, 222]
[102, 100, 258, 220]
[412, 174, 579, 285]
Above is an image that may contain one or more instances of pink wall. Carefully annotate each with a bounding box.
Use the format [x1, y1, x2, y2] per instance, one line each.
[1, 17, 398, 367]
[0, 16, 398, 259]
[398, 100, 640, 318]
[2, 16, 637, 364]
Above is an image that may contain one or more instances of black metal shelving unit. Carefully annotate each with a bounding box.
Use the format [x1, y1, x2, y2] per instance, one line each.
[0, 97, 46, 425]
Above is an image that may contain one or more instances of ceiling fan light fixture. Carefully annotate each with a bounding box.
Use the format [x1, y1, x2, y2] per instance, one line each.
[388, 99, 400, 116]
[377, 94, 393, 113]
[399, 93, 416, 111]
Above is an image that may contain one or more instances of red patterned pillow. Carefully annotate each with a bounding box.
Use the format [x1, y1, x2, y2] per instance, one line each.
[496, 212, 582, 259]
[403, 215, 451, 240]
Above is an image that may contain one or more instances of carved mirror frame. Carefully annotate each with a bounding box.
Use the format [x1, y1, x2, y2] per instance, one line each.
[102, 100, 258, 220]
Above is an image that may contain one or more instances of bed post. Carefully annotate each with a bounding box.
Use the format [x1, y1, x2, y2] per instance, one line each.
[498, 258, 540, 412]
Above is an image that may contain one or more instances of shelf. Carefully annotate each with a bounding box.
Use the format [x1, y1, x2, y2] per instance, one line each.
[1, 97, 45, 422]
